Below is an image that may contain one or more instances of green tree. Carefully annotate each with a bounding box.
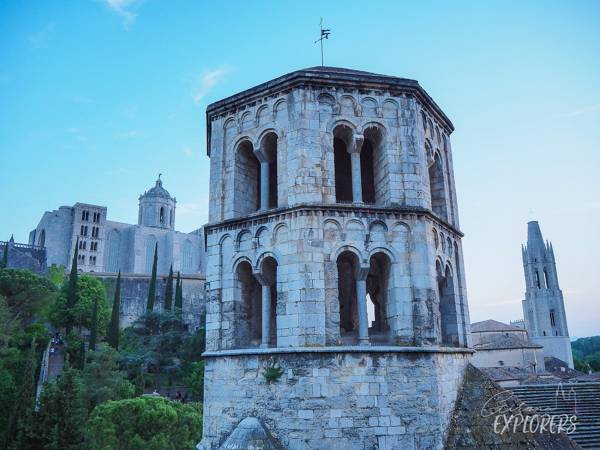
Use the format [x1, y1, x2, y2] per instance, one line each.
[0, 243, 7, 269]
[164, 265, 174, 311]
[47, 264, 65, 288]
[4, 339, 38, 450]
[0, 296, 19, 348]
[83, 396, 202, 450]
[185, 361, 204, 402]
[0, 268, 56, 325]
[107, 271, 121, 350]
[65, 241, 79, 334]
[80, 345, 134, 412]
[146, 243, 158, 312]
[89, 292, 99, 351]
[37, 365, 87, 450]
[49, 275, 109, 333]
[174, 272, 182, 311]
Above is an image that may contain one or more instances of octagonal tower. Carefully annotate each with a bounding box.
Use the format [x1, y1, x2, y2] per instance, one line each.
[199, 67, 472, 450]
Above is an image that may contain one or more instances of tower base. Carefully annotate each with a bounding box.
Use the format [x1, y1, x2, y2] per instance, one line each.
[198, 347, 471, 450]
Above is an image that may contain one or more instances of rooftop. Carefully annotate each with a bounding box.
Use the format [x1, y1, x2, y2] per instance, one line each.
[471, 319, 528, 333]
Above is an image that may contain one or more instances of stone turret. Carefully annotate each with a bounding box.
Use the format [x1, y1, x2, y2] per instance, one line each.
[138, 175, 177, 230]
[198, 67, 472, 449]
[522, 221, 573, 368]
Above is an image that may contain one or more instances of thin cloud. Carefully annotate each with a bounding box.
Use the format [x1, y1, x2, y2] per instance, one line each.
[556, 103, 600, 118]
[102, 0, 140, 27]
[72, 95, 94, 104]
[192, 68, 228, 104]
[120, 130, 145, 138]
[28, 22, 56, 48]
[182, 146, 194, 157]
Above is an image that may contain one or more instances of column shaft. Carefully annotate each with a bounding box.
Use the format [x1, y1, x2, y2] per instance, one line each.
[356, 279, 369, 345]
[350, 152, 363, 203]
[261, 285, 271, 348]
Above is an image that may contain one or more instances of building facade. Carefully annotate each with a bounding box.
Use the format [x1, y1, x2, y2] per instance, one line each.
[29, 177, 205, 276]
[199, 67, 472, 449]
[521, 221, 574, 368]
[470, 319, 543, 371]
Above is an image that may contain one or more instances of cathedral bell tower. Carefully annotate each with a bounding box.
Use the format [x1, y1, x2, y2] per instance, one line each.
[138, 175, 177, 230]
[522, 221, 573, 368]
[198, 67, 472, 449]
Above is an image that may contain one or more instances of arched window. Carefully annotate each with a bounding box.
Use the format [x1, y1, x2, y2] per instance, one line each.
[259, 256, 278, 348]
[438, 262, 459, 346]
[106, 229, 120, 273]
[362, 126, 386, 205]
[145, 236, 157, 273]
[38, 229, 46, 247]
[182, 240, 193, 273]
[159, 207, 165, 225]
[333, 126, 353, 203]
[234, 261, 262, 347]
[535, 270, 541, 289]
[366, 252, 392, 343]
[260, 132, 278, 209]
[337, 251, 359, 343]
[429, 152, 448, 221]
[169, 209, 173, 227]
[549, 309, 556, 327]
[543, 269, 549, 288]
[234, 141, 260, 216]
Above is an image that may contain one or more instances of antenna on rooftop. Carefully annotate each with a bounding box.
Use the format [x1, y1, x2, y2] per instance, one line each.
[314, 18, 331, 67]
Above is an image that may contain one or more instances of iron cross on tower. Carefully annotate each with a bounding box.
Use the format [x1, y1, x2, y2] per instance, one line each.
[314, 18, 331, 66]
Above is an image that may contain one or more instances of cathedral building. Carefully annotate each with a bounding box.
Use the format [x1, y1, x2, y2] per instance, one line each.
[28, 177, 205, 276]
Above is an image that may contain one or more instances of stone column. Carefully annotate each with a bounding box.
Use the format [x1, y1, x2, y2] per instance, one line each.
[261, 284, 271, 348]
[355, 264, 370, 346]
[348, 133, 364, 204]
[260, 161, 270, 211]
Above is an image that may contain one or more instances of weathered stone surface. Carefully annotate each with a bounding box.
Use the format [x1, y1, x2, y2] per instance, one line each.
[212, 417, 282, 450]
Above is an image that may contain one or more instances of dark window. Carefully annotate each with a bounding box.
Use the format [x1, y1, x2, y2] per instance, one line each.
[334, 137, 352, 202]
[550, 309, 556, 327]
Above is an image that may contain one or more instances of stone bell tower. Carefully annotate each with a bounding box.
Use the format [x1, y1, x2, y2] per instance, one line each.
[199, 67, 472, 449]
[522, 221, 573, 368]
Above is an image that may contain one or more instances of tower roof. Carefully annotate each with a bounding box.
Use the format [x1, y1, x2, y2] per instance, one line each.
[205, 66, 454, 156]
[140, 175, 173, 200]
[527, 221, 544, 250]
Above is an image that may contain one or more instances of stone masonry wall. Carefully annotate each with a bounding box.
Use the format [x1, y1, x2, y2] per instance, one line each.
[96, 273, 205, 331]
[200, 348, 471, 450]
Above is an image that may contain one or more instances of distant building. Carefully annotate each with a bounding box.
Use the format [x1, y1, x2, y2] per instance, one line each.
[521, 221, 574, 368]
[0, 235, 47, 274]
[470, 319, 543, 371]
[28, 176, 205, 276]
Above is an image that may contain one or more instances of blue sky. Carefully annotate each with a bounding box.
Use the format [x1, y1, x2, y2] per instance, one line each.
[1, 1, 599, 336]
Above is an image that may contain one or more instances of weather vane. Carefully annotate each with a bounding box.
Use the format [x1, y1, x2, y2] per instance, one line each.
[314, 18, 331, 67]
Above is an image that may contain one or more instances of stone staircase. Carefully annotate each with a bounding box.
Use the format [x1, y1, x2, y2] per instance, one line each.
[508, 382, 600, 449]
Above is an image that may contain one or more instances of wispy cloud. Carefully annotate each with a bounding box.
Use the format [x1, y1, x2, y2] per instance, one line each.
[28, 22, 56, 48]
[102, 0, 141, 27]
[192, 68, 228, 104]
[556, 103, 600, 118]
[182, 146, 194, 157]
[71, 95, 94, 104]
[120, 130, 145, 138]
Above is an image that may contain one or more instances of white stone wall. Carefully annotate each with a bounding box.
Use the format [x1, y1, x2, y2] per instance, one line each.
[199, 348, 470, 450]
[29, 206, 73, 267]
[471, 347, 542, 369]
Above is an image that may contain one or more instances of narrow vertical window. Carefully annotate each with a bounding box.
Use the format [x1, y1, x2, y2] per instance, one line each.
[535, 270, 541, 289]
[543, 269, 549, 288]
[550, 309, 556, 327]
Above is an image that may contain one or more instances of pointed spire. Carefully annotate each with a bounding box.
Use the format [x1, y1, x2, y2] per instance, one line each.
[527, 221, 545, 252]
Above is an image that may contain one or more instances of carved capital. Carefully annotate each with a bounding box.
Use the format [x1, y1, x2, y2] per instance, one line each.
[348, 133, 365, 154]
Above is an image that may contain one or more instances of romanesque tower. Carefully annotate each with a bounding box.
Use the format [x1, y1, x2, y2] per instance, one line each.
[522, 221, 573, 368]
[199, 67, 472, 449]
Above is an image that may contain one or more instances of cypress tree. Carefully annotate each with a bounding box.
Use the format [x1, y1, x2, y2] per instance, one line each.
[89, 293, 98, 352]
[65, 238, 79, 334]
[174, 272, 183, 311]
[107, 271, 121, 350]
[1, 240, 7, 269]
[146, 243, 158, 312]
[164, 264, 174, 310]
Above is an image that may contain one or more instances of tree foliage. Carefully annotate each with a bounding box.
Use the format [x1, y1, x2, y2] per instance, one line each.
[572, 336, 600, 372]
[164, 265, 174, 311]
[0, 268, 56, 325]
[83, 396, 202, 450]
[49, 275, 109, 333]
[146, 243, 158, 312]
[107, 271, 121, 350]
[65, 241, 79, 334]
